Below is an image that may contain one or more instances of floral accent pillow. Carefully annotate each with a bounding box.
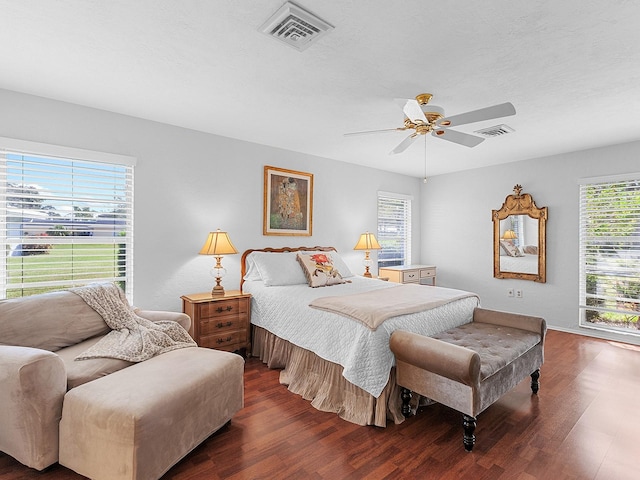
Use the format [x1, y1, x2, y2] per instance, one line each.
[296, 253, 348, 288]
[500, 240, 524, 257]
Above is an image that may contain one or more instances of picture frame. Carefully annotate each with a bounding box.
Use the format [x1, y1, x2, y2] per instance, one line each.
[263, 166, 313, 236]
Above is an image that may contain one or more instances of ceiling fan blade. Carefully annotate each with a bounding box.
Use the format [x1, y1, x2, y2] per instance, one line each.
[390, 133, 418, 154]
[432, 129, 485, 147]
[394, 98, 427, 123]
[344, 127, 405, 137]
[436, 102, 515, 128]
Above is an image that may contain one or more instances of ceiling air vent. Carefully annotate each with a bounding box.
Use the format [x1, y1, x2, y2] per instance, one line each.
[474, 124, 515, 137]
[259, 2, 334, 51]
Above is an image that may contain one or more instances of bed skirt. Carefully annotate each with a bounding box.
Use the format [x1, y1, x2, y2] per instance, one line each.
[251, 325, 404, 427]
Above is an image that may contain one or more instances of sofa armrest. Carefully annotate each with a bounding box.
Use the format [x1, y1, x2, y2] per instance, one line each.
[134, 309, 191, 331]
[390, 330, 481, 386]
[473, 307, 547, 341]
[0, 346, 66, 470]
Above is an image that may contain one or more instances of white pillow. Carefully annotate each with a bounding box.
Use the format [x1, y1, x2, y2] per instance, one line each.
[242, 254, 263, 281]
[250, 251, 308, 286]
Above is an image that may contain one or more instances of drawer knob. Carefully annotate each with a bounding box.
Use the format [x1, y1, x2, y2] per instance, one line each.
[216, 321, 233, 328]
[216, 306, 233, 313]
[216, 336, 233, 344]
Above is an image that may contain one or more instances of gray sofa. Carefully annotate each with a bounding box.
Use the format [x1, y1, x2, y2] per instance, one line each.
[0, 290, 244, 479]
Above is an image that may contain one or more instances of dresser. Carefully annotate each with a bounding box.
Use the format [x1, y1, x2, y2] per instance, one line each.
[181, 290, 251, 356]
[377, 265, 436, 286]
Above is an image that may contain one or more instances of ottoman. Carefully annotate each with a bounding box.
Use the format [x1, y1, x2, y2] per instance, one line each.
[59, 347, 244, 480]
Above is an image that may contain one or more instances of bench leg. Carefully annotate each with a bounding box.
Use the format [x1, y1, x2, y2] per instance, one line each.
[400, 387, 413, 417]
[530, 369, 540, 394]
[462, 414, 476, 452]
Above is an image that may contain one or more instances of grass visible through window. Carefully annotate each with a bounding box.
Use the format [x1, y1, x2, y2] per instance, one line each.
[6, 244, 124, 298]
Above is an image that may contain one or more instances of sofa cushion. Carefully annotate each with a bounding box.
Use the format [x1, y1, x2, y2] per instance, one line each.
[0, 291, 108, 352]
[55, 336, 134, 390]
[59, 347, 245, 480]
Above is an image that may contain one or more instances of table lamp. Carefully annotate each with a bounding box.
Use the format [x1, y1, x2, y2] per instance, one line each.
[353, 232, 381, 278]
[199, 229, 238, 296]
[502, 230, 517, 241]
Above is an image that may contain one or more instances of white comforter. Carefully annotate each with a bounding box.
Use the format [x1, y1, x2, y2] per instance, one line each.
[500, 253, 538, 274]
[243, 277, 479, 397]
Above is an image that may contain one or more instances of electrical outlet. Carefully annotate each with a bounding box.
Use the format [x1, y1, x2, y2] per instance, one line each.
[507, 289, 514, 297]
[515, 289, 523, 298]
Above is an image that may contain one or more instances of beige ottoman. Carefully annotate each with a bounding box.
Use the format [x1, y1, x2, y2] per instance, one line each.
[59, 347, 244, 480]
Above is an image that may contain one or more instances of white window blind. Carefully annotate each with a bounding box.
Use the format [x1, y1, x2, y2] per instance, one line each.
[579, 175, 640, 334]
[0, 139, 135, 300]
[377, 191, 412, 268]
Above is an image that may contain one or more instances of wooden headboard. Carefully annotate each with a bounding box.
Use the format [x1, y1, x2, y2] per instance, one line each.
[240, 246, 337, 289]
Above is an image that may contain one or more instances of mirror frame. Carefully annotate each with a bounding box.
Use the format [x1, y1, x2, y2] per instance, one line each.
[493, 185, 548, 283]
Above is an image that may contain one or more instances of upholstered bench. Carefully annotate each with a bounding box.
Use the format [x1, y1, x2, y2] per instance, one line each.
[59, 346, 244, 480]
[390, 307, 546, 451]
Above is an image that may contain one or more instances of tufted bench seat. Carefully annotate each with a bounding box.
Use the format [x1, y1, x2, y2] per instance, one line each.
[390, 307, 546, 451]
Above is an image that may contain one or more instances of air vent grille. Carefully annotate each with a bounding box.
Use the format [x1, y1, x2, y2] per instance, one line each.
[260, 2, 334, 51]
[474, 124, 515, 137]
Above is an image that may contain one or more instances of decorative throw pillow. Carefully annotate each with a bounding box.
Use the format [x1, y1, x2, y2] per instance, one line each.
[523, 245, 538, 255]
[306, 250, 354, 278]
[296, 253, 348, 288]
[499, 240, 523, 257]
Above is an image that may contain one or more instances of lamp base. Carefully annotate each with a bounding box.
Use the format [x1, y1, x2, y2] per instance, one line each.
[211, 284, 225, 297]
[363, 271, 372, 278]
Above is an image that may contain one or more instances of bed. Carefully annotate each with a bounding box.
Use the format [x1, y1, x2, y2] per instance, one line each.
[240, 246, 480, 427]
[499, 253, 538, 274]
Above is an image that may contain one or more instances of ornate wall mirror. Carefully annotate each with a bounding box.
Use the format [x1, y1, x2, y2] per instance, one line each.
[493, 185, 548, 283]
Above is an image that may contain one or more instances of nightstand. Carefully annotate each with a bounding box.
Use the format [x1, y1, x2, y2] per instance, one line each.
[181, 290, 251, 356]
[378, 265, 437, 286]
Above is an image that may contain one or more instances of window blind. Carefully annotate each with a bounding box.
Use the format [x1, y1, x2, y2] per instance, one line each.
[377, 191, 412, 268]
[0, 142, 134, 300]
[579, 175, 640, 334]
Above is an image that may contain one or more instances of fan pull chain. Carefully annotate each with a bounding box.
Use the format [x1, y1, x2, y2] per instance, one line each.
[423, 135, 428, 184]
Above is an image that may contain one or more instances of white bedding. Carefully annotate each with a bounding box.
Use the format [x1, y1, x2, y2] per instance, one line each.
[243, 276, 479, 398]
[500, 253, 538, 274]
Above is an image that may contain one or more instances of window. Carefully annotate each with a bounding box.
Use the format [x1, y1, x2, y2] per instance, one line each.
[377, 191, 412, 268]
[579, 174, 640, 335]
[0, 137, 135, 300]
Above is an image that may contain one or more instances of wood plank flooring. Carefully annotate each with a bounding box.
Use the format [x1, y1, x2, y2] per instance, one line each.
[1, 329, 639, 479]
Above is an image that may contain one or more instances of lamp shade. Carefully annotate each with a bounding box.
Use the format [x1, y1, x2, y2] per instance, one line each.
[199, 229, 238, 256]
[354, 232, 381, 251]
[502, 230, 517, 240]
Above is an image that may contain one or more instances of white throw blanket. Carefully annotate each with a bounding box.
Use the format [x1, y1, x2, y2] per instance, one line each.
[72, 283, 196, 362]
[309, 284, 479, 331]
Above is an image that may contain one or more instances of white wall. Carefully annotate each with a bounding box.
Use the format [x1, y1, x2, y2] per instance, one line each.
[421, 140, 640, 345]
[0, 89, 422, 311]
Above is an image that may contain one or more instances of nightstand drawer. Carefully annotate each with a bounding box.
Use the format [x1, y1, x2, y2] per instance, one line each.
[199, 330, 247, 350]
[201, 298, 248, 319]
[402, 271, 420, 283]
[420, 268, 436, 278]
[378, 265, 436, 285]
[200, 315, 248, 336]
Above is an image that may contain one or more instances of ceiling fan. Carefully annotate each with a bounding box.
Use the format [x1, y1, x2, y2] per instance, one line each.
[345, 93, 516, 154]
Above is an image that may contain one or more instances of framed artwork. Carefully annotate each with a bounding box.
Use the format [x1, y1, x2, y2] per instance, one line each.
[263, 166, 313, 236]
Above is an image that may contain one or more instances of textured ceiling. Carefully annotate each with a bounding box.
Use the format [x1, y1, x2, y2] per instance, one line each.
[1, 0, 639, 177]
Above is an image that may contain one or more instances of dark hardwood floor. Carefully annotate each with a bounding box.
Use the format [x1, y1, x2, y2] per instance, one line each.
[2, 329, 639, 479]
